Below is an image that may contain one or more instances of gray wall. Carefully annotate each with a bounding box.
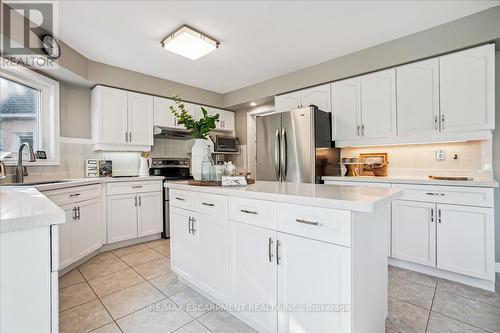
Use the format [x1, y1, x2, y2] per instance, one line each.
[59, 83, 92, 138]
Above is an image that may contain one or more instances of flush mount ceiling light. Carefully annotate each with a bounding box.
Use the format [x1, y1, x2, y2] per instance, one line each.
[161, 25, 219, 60]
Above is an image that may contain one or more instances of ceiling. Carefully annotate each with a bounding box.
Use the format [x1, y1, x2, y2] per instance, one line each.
[57, 1, 500, 94]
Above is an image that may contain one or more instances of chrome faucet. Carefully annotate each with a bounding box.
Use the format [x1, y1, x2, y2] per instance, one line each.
[16, 143, 36, 183]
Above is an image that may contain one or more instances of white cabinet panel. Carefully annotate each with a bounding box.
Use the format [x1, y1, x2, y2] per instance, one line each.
[360, 68, 397, 139]
[97, 86, 128, 145]
[107, 194, 138, 243]
[197, 106, 234, 132]
[437, 204, 494, 280]
[72, 198, 102, 260]
[128, 92, 154, 146]
[439, 44, 495, 133]
[396, 58, 439, 136]
[275, 92, 301, 113]
[170, 207, 198, 282]
[137, 192, 163, 237]
[196, 213, 229, 302]
[277, 232, 351, 333]
[331, 77, 362, 140]
[392, 200, 436, 267]
[59, 205, 75, 269]
[153, 96, 176, 128]
[230, 221, 277, 333]
[301, 84, 331, 112]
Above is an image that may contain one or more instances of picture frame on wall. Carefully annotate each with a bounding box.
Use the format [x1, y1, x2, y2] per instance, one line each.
[359, 153, 387, 176]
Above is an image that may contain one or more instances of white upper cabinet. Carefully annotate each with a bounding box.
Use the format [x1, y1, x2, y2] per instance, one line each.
[153, 97, 176, 128]
[360, 68, 397, 139]
[396, 58, 440, 137]
[128, 92, 154, 146]
[439, 44, 495, 133]
[331, 77, 362, 141]
[196, 105, 235, 132]
[276, 83, 332, 113]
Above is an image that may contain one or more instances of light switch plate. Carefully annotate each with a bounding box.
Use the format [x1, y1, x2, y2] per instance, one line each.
[435, 149, 445, 161]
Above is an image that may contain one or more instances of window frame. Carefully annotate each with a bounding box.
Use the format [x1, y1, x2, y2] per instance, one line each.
[1, 59, 60, 166]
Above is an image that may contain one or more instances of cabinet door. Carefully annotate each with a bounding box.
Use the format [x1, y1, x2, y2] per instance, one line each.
[137, 191, 163, 237]
[439, 44, 495, 133]
[437, 204, 494, 280]
[360, 68, 397, 139]
[170, 207, 198, 282]
[331, 77, 362, 141]
[218, 109, 235, 132]
[196, 212, 229, 302]
[300, 84, 331, 112]
[99, 86, 128, 144]
[59, 204, 75, 269]
[128, 92, 154, 146]
[396, 58, 439, 136]
[107, 194, 138, 243]
[277, 232, 351, 333]
[392, 200, 436, 267]
[230, 221, 277, 333]
[275, 92, 301, 113]
[153, 96, 176, 128]
[72, 198, 102, 261]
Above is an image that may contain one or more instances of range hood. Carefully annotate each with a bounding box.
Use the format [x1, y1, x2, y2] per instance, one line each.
[153, 127, 192, 140]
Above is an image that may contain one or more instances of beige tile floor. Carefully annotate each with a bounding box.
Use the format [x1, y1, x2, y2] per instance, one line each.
[59, 239, 500, 333]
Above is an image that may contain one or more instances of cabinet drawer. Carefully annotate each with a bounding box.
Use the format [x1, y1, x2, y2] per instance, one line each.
[106, 180, 162, 195]
[169, 189, 194, 210]
[193, 192, 228, 219]
[277, 203, 351, 247]
[43, 184, 101, 206]
[229, 197, 277, 230]
[392, 184, 494, 207]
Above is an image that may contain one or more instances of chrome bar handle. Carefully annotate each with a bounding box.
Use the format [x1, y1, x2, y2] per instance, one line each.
[281, 129, 287, 181]
[268, 238, 274, 263]
[296, 218, 321, 226]
[202, 202, 214, 207]
[441, 115, 445, 129]
[134, 196, 137, 207]
[276, 240, 281, 265]
[191, 218, 196, 234]
[72, 207, 77, 220]
[125, 132, 128, 142]
[438, 209, 442, 223]
[188, 217, 192, 234]
[357, 125, 360, 136]
[434, 116, 438, 130]
[69, 193, 81, 198]
[274, 129, 281, 181]
[361, 124, 365, 136]
[426, 192, 445, 196]
[132, 185, 143, 189]
[138, 196, 141, 206]
[430, 208, 434, 223]
[241, 209, 258, 215]
[129, 132, 132, 142]
[175, 197, 185, 201]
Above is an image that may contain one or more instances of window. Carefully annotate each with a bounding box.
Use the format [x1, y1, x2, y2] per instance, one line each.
[0, 59, 60, 165]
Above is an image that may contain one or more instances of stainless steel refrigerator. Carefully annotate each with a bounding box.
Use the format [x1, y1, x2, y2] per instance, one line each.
[256, 106, 340, 184]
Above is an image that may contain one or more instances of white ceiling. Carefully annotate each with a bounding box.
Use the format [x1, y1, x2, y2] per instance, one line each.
[57, 1, 500, 94]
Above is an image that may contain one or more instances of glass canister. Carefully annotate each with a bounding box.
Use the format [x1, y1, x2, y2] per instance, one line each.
[201, 148, 213, 181]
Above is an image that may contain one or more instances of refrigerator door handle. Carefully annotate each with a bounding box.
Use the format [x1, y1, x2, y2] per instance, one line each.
[281, 129, 287, 181]
[274, 129, 281, 181]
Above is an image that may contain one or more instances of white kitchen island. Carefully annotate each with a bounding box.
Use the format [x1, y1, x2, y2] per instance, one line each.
[165, 181, 402, 333]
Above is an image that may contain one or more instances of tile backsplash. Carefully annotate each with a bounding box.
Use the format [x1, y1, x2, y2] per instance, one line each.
[341, 140, 493, 178]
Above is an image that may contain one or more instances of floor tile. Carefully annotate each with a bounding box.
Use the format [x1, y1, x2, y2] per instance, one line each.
[198, 310, 258, 333]
[389, 276, 435, 309]
[90, 321, 122, 333]
[169, 288, 215, 318]
[113, 244, 150, 258]
[132, 257, 171, 280]
[388, 265, 438, 288]
[432, 290, 500, 332]
[149, 272, 188, 297]
[59, 299, 113, 333]
[59, 282, 97, 312]
[79, 257, 129, 280]
[385, 327, 400, 333]
[120, 248, 164, 267]
[85, 252, 119, 265]
[88, 267, 145, 297]
[100, 281, 165, 319]
[386, 297, 429, 333]
[175, 320, 211, 333]
[145, 239, 169, 249]
[437, 278, 500, 308]
[427, 312, 488, 333]
[116, 298, 193, 333]
[152, 245, 170, 257]
[59, 269, 85, 289]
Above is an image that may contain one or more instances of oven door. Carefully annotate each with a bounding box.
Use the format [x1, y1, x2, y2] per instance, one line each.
[215, 136, 239, 152]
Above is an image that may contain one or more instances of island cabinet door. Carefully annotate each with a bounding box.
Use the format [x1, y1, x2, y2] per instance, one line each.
[59, 204, 76, 269]
[195, 212, 229, 303]
[436, 204, 494, 280]
[277, 232, 351, 333]
[72, 198, 102, 261]
[391, 200, 436, 267]
[170, 207, 198, 283]
[229, 221, 277, 333]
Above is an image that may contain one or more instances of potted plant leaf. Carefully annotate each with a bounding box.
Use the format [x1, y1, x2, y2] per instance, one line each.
[170, 95, 219, 180]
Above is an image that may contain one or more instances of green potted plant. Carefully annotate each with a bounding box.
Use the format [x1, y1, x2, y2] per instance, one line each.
[170, 95, 219, 180]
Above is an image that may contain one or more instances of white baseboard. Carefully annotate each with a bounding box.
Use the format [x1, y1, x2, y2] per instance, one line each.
[496, 262, 500, 273]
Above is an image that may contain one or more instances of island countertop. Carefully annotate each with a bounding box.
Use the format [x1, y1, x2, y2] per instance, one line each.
[165, 181, 402, 212]
[0, 186, 65, 233]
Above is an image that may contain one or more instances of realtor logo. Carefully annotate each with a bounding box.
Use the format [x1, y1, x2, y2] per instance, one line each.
[1, 1, 59, 59]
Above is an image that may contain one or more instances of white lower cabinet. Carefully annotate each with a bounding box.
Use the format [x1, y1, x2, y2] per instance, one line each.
[71, 198, 102, 260]
[170, 207, 198, 282]
[277, 232, 351, 333]
[107, 193, 138, 243]
[59, 205, 76, 269]
[137, 191, 163, 237]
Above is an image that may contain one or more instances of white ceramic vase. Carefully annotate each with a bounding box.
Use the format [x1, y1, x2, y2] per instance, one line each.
[138, 157, 151, 176]
[191, 139, 209, 180]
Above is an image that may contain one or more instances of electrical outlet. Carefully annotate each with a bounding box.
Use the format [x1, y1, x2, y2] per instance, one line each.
[435, 149, 445, 161]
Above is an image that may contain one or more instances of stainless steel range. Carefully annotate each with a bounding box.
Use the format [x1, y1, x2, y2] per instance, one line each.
[149, 158, 192, 238]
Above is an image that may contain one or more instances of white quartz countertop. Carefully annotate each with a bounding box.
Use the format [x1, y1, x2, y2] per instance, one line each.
[0, 186, 65, 233]
[165, 181, 402, 212]
[322, 175, 499, 188]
